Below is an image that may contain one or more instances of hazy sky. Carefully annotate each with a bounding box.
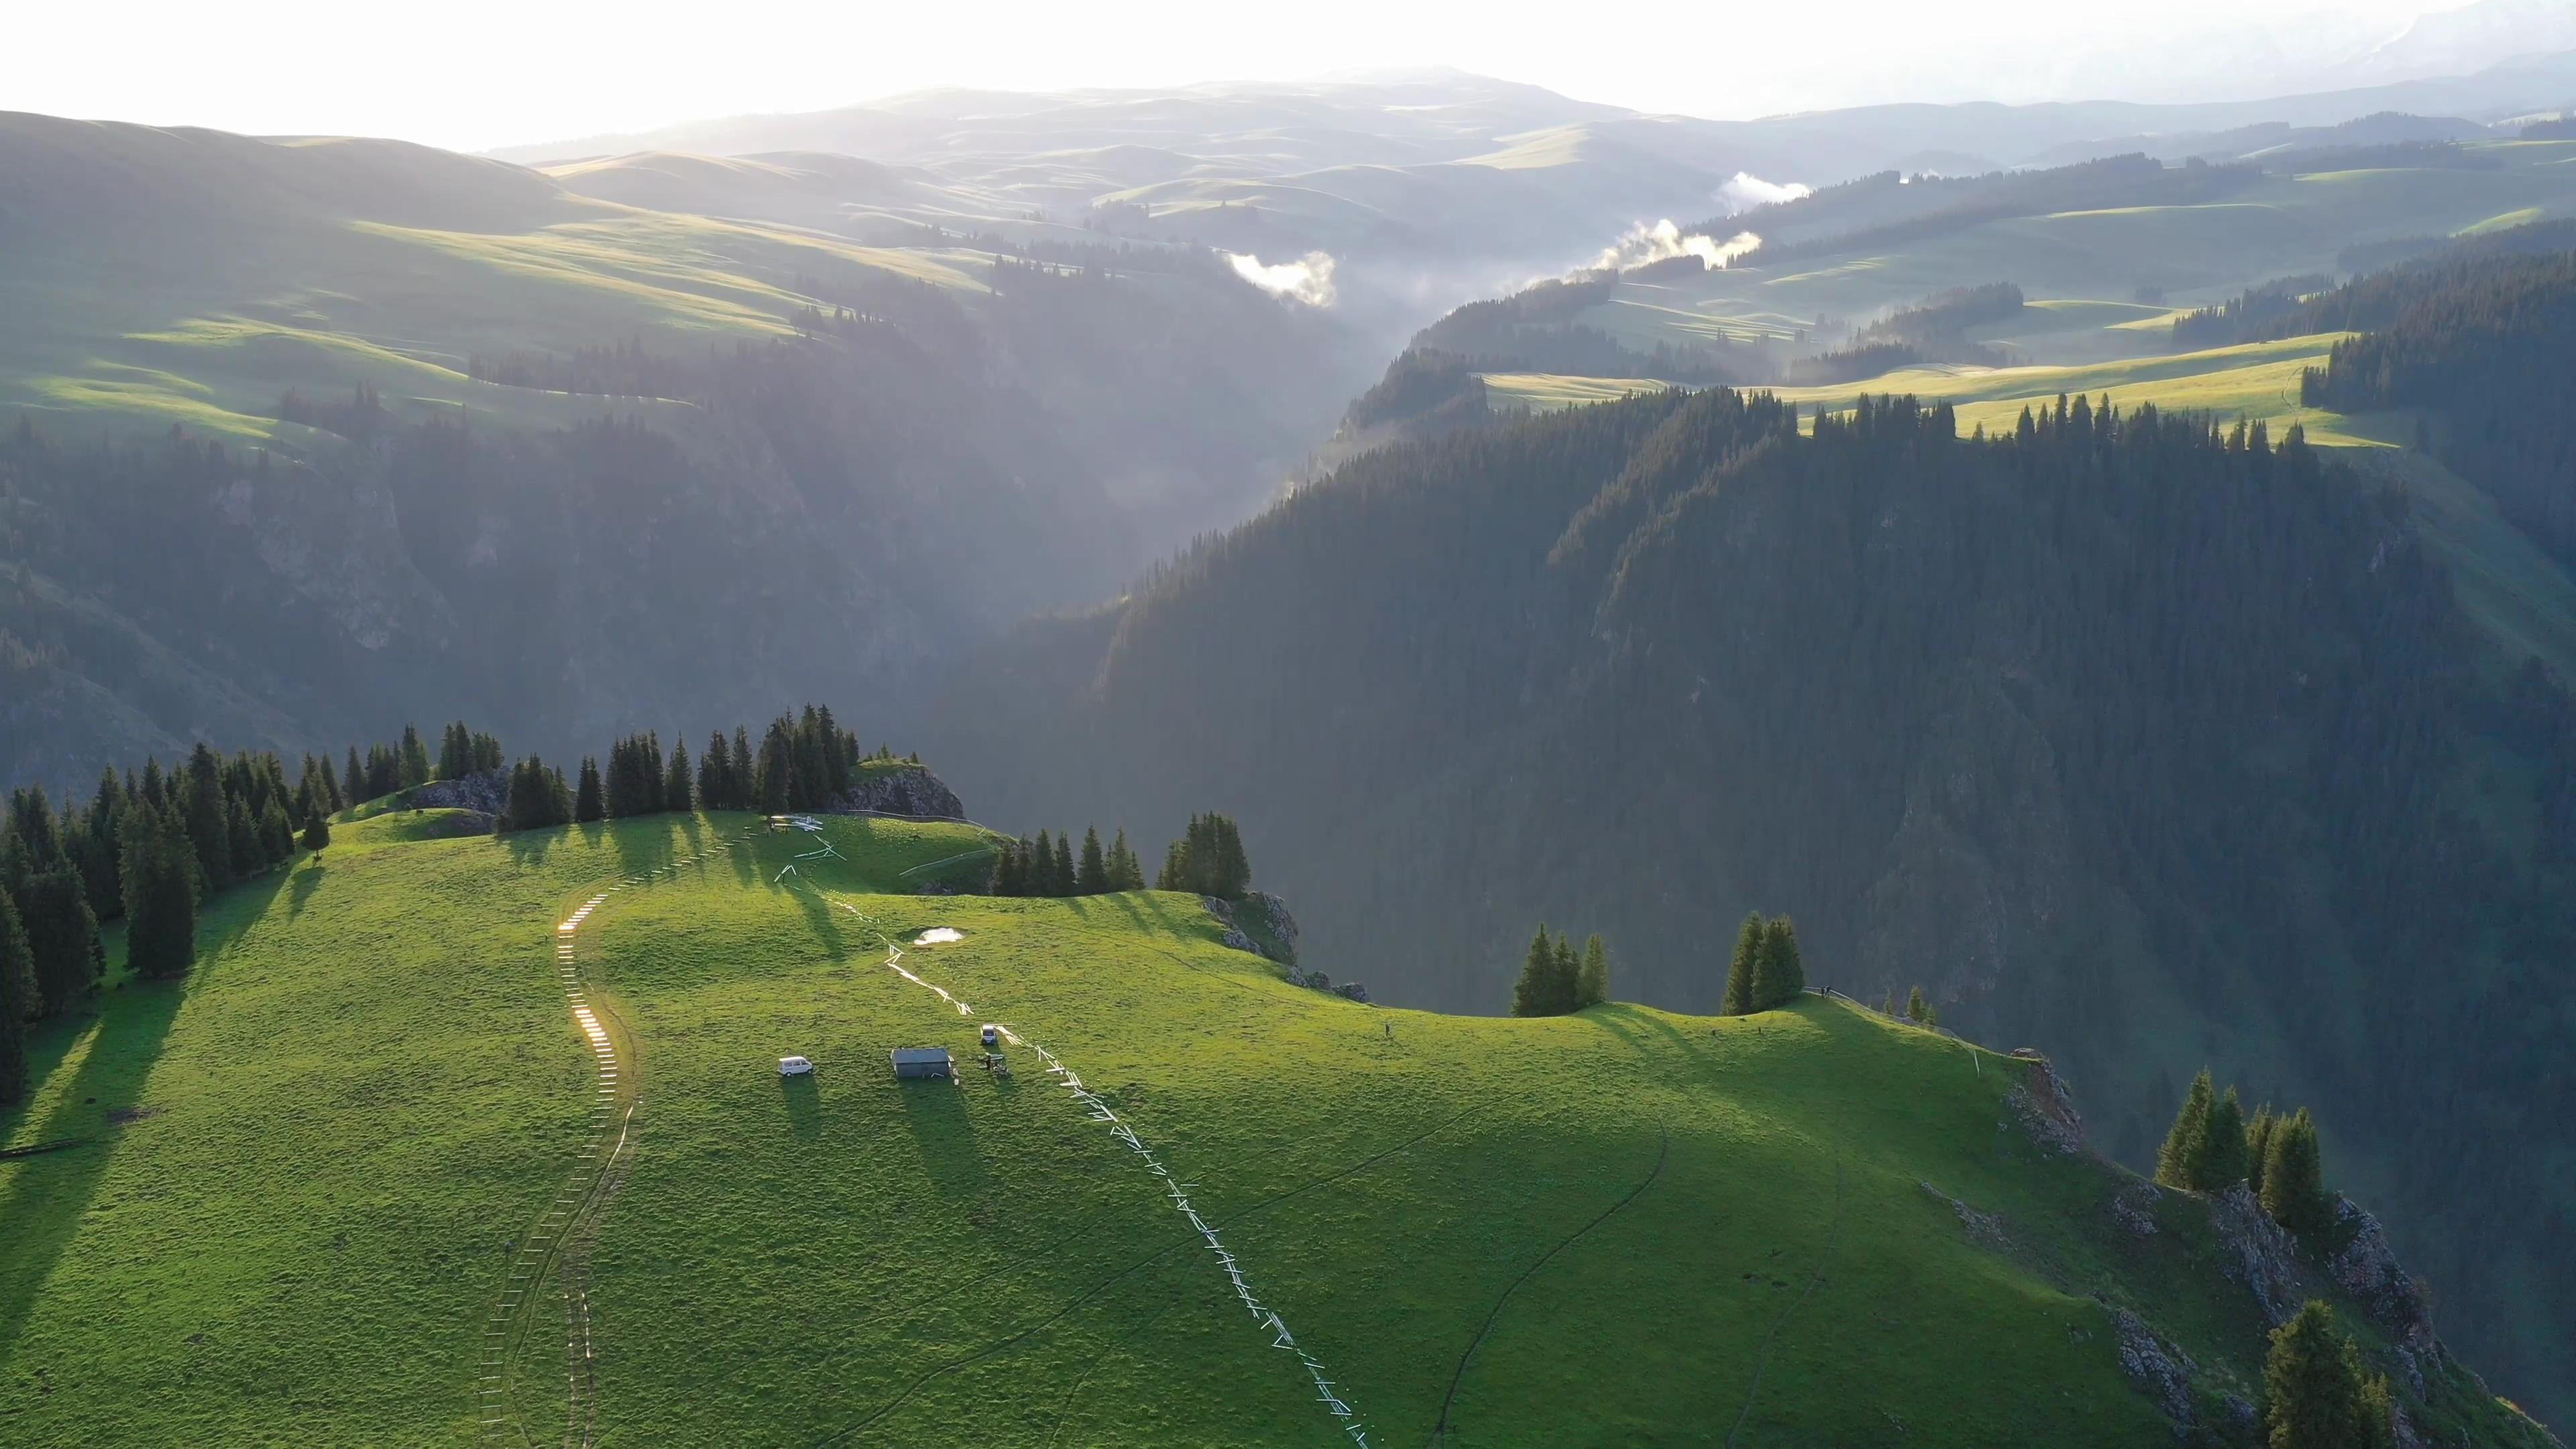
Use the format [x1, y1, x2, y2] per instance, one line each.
[12, 0, 2471, 152]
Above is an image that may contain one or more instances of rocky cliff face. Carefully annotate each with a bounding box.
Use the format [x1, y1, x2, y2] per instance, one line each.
[831, 765, 966, 820]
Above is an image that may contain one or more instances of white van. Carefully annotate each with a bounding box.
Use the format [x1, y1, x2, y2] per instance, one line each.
[778, 1055, 814, 1076]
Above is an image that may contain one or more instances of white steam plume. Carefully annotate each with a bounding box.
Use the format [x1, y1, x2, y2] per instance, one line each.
[1719, 171, 1813, 213]
[1226, 250, 1338, 306]
[1591, 219, 1762, 273]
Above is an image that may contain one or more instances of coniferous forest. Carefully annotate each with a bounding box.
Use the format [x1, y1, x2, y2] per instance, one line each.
[932, 382, 2576, 1407]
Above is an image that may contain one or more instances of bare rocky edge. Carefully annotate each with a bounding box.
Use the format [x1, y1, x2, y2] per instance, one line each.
[1987, 1057, 2559, 1447]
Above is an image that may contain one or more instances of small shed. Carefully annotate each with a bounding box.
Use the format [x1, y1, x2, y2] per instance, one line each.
[890, 1047, 953, 1081]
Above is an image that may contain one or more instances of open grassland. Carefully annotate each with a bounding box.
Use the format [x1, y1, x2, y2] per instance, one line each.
[1772, 333, 2392, 443]
[1584, 142, 2576, 360]
[9, 811, 2538, 1445]
[1481, 371, 1675, 412]
[0, 180, 983, 445]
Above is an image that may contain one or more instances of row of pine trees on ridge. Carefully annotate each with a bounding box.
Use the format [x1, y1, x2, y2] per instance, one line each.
[0, 705, 919, 1106]
[987, 812, 1253, 900]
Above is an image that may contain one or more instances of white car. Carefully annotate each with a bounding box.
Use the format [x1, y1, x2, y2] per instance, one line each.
[778, 1055, 814, 1076]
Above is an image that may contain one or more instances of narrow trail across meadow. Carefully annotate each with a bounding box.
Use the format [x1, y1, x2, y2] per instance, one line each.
[476, 824, 759, 1446]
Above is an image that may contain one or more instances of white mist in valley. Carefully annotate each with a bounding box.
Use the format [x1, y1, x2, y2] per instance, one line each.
[1226, 249, 1338, 306]
[1719, 171, 1813, 213]
[1589, 219, 1763, 273]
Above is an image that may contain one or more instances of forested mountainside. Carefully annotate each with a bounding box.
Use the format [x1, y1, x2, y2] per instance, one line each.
[930, 387, 2576, 1426]
[0, 114, 1371, 787]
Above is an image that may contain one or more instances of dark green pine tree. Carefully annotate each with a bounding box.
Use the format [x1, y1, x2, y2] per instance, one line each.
[1576, 933, 1611, 1008]
[1550, 933, 1581, 1015]
[991, 840, 1023, 896]
[301, 813, 331, 854]
[397, 724, 431, 788]
[0, 890, 32, 1106]
[2245, 1104, 2281, 1199]
[121, 800, 199, 981]
[2262, 1301, 2369, 1449]
[1077, 828, 1108, 895]
[1907, 986, 1931, 1023]
[663, 734, 694, 813]
[225, 793, 264, 874]
[1751, 916, 1805, 1008]
[15, 869, 104, 1016]
[1156, 837, 1185, 892]
[183, 743, 234, 892]
[1107, 828, 1140, 891]
[698, 732, 731, 813]
[343, 747, 365, 810]
[756, 719, 795, 812]
[2202, 1086, 2251, 1189]
[2156, 1069, 2217, 1189]
[575, 758, 605, 824]
[1053, 833, 1075, 898]
[1032, 831, 1056, 896]
[1512, 924, 1560, 1017]
[1722, 913, 1762, 1016]
[259, 798, 294, 864]
[2261, 1108, 2333, 1237]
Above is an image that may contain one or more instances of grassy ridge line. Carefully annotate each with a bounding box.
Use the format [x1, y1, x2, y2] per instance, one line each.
[801, 884, 1378, 1446]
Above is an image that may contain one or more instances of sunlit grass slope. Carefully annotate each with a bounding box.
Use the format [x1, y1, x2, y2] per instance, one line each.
[1, 812, 2547, 1445]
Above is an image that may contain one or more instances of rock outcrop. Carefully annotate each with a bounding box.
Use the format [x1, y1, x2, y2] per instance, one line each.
[2206, 1183, 2304, 1328]
[2005, 1049, 2084, 1156]
[830, 765, 965, 820]
[402, 768, 506, 817]
[2106, 1303, 2198, 1436]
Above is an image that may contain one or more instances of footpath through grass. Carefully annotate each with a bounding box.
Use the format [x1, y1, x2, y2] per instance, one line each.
[3, 812, 2544, 1446]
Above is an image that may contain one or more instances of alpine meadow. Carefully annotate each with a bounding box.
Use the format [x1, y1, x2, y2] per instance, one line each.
[7, 5, 2576, 1445]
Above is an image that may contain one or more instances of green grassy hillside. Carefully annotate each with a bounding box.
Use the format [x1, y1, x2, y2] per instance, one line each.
[0, 811, 2548, 1444]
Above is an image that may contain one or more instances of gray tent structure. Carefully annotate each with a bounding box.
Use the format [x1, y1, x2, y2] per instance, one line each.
[890, 1047, 953, 1080]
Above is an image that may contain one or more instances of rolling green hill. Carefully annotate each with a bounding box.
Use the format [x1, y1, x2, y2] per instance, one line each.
[0, 808, 2548, 1445]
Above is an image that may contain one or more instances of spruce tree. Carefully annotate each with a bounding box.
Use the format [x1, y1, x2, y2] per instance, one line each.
[2202, 1086, 2251, 1189]
[1907, 986, 1931, 1022]
[1548, 933, 1580, 1014]
[1752, 916, 1805, 1008]
[2157, 1070, 2217, 1190]
[1108, 828, 1140, 891]
[0, 890, 31, 1106]
[663, 735, 694, 813]
[183, 743, 234, 892]
[698, 732, 729, 812]
[1032, 831, 1055, 896]
[1078, 828, 1108, 895]
[16, 869, 103, 1016]
[1577, 933, 1610, 1009]
[2261, 1108, 2332, 1237]
[301, 814, 330, 854]
[2263, 1301, 2367, 1449]
[1723, 913, 1762, 1016]
[121, 801, 199, 981]
[1053, 833, 1075, 898]
[398, 724, 431, 788]
[992, 841, 1023, 896]
[225, 793, 264, 878]
[343, 747, 365, 810]
[575, 758, 605, 824]
[1512, 925, 1560, 1017]
[2245, 1105, 2281, 1198]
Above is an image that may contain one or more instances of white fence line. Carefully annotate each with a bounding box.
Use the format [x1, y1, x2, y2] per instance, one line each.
[808, 885, 1373, 1446]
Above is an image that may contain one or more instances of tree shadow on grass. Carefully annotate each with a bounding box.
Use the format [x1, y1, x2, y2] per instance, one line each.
[0, 987, 179, 1359]
[286, 856, 327, 920]
[0, 865, 290, 1362]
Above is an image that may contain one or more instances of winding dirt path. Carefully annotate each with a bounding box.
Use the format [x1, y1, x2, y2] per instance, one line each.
[476, 826, 755, 1446]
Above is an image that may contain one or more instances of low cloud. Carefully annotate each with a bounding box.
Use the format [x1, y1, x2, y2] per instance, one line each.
[1227, 250, 1338, 306]
[1719, 172, 1813, 213]
[1591, 219, 1763, 272]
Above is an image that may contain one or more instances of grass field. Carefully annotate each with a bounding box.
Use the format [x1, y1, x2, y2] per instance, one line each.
[3, 809, 2549, 1445]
